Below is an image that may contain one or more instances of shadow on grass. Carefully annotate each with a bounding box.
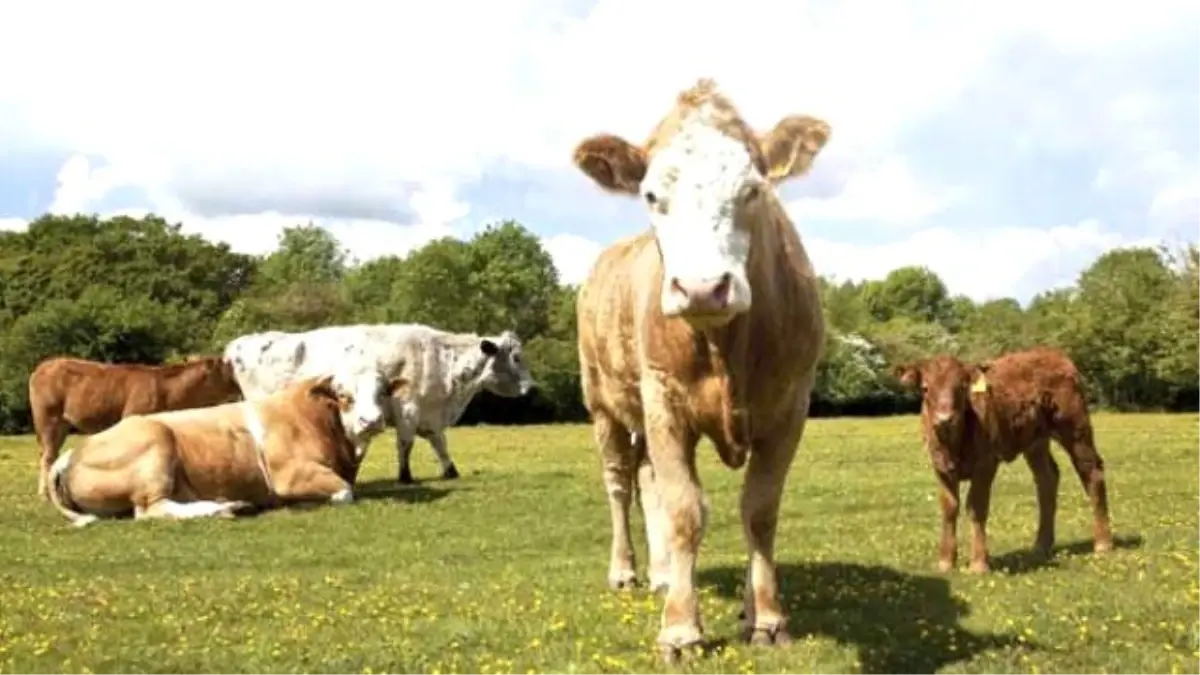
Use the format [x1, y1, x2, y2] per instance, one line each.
[699, 561, 1029, 674]
[351, 478, 457, 504]
[990, 533, 1144, 575]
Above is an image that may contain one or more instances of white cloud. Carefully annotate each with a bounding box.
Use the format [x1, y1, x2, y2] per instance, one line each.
[0, 217, 27, 232]
[542, 233, 603, 286]
[789, 156, 963, 226]
[0, 0, 1196, 300]
[805, 218, 1159, 302]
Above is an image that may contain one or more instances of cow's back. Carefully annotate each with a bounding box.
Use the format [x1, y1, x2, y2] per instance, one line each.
[577, 233, 656, 431]
[975, 346, 1091, 453]
[32, 358, 158, 428]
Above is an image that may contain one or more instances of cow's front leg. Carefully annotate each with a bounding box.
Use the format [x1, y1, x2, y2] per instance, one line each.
[274, 464, 355, 505]
[966, 460, 999, 574]
[424, 429, 459, 480]
[594, 414, 637, 590]
[395, 429, 417, 484]
[935, 471, 960, 572]
[739, 421, 804, 647]
[635, 434, 671, 592]
[643, 411, 705, 661]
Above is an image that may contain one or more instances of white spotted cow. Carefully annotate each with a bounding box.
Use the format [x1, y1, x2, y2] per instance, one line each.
[224, 323, 535, 484]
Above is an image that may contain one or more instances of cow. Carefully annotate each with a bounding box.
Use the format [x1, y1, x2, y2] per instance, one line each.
[571, 78, 830, 660]
[893, 346, 1114, 574]
[224, 323, 535, 484]
[47, 369, 406, 527]
[29, 355, 244, 502]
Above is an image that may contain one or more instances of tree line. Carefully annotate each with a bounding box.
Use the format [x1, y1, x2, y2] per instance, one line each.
[0, 213, 1195, 434]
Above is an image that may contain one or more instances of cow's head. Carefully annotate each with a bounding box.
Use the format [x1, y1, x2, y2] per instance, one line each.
[192, 355, 244, 403]
[314, 369, 407, 446]
[572, 78, 830, 328]
[475, 330, 535, 398]
[894, 355, 988, 472]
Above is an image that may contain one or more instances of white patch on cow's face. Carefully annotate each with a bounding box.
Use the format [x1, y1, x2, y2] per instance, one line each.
[642, 108, 762, 325]
[334, 370, 389, 443]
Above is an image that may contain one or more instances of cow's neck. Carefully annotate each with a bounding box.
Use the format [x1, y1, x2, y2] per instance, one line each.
[694, 200, 808, 466]
[437, 343, 491, 424]
[161, 365, 205, 404]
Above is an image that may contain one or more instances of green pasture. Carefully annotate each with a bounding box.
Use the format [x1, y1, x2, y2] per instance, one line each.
[0, 414, 1196, 674]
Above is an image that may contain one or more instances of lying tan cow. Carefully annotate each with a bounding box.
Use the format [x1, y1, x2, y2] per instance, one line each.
[30, 355, 244, 500]
[894, 347, 1113, 573]
[48, 370, 405, 527]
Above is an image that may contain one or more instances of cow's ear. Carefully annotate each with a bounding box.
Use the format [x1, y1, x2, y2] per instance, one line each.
[572, 134, 647, 195]
[893, 363, 921, 389]
[309, 374, 338, 401]
[480, 339, 500, 357]
[968, 363, 992, 395]
[759, 115, 831, 183]
[385, 376, 410, 399]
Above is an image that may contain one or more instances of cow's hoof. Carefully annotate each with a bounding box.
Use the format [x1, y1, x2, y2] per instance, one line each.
[746, 624, 793, 647]
[658, 641, 705, 665]
[1094, 539, 1113, 554]
[967, 560, 990, 575]
[398, 468, 415, 484]
[442, 464, 460, 480]
[657, 619, 700, 662]
[608, 570, 638, 591]
[936, 558, 955, 573]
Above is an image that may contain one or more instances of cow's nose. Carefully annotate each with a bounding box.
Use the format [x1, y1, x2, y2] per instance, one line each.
[933, 410, 953, 427]
[358, 416, 378, 430]
[669, 273, 733, 314]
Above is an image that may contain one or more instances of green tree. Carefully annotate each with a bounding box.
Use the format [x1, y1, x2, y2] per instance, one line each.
[1070, 247, 1177, 409]
[862, 266, 952, 325]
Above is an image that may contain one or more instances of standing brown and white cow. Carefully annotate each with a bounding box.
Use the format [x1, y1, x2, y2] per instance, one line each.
[572, 78, 830, 660]
[893, 347, 1113, 574]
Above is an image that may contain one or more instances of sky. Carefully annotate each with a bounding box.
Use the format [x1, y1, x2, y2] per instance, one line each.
[0, 0, 1197, 304]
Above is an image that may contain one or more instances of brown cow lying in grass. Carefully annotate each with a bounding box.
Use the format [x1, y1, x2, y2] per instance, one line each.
[47, 371, 405, 527]
[30, 355, 245, 500]
[894, 346, 1113, 573]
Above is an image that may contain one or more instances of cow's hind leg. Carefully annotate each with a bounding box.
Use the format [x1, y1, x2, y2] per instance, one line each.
[424, 429, 459, 480]
[595, 413, 638, 590]
[137, 499, 245, 521]
[1024, 439, 1059, 558]
[35, 417, 69, 501]
[1055, 420, 1113, 553]
[634, 433, 672, 593]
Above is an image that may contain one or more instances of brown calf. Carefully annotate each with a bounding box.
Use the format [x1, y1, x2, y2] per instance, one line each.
[48, 372, 402, 527]
[572, 78, 829, 660]
[30, 355, 244, 500]
[894, 347, 1113, 574]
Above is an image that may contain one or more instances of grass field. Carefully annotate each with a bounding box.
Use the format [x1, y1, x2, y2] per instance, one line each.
[0, 413, 1196, 674]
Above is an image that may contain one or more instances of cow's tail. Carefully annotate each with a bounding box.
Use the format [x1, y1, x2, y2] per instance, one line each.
[47, 449, 98, 528]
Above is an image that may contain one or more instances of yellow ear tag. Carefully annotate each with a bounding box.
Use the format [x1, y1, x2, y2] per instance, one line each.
[971, 375, 989, 394]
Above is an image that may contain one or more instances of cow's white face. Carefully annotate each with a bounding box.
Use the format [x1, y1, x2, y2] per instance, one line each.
[331, 369, 399, 445]
[640, 111, 762, 325]
[570, 79, 831, 329]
